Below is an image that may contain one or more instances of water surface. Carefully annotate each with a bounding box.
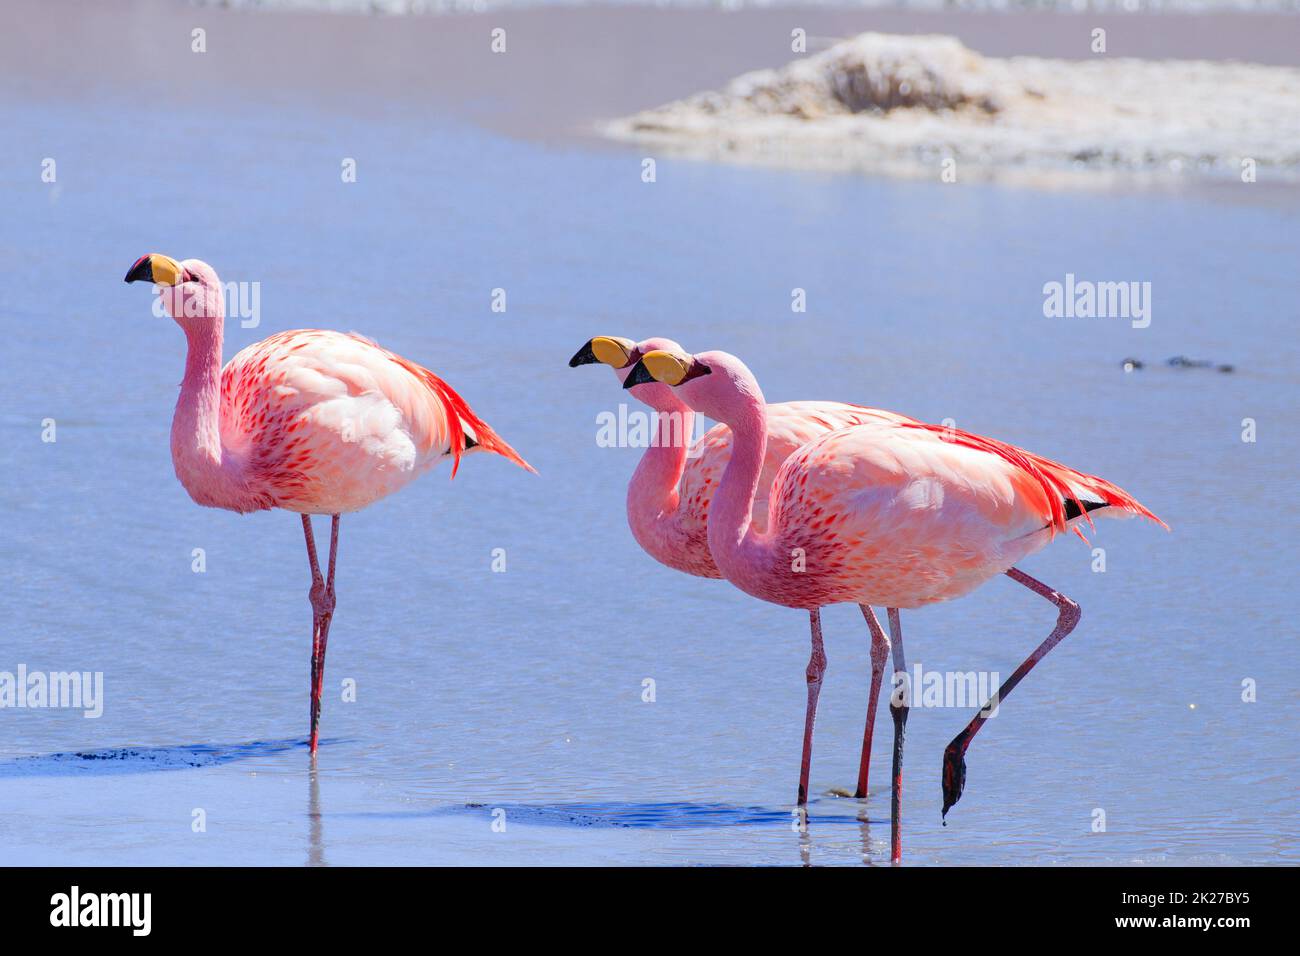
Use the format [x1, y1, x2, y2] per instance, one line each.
[0, 83, 1297, 865]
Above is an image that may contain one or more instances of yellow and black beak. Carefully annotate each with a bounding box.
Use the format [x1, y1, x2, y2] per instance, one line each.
[569, 336, 637, 369]
[124, 253, 186, 286]
[623, 349, 709, 389]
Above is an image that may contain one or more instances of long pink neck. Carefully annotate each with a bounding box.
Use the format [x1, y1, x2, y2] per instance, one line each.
[626, 406, 697, 562]
[706, 391, 776, 582]
[174, 323, 223, 457]
[170, 319, 239, 508]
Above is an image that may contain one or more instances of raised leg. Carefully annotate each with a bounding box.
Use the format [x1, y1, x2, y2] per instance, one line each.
[303, 514, 340, 756]
[854, 605, 891, 799]
[941, 566, 1081, 819]
[796, 608, 828, 807]
[887, 607, 907, 864]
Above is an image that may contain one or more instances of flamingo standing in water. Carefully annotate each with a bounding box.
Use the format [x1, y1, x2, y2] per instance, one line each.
[570, 336, 910, 797]
[623, 346, 1164, 862]
[124, 254, 533, 754]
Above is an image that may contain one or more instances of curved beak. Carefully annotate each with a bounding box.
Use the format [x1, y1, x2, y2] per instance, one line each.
[622, 358, 656, 389]
[124, 253, 185, 286]
[569, 336, 636, 369]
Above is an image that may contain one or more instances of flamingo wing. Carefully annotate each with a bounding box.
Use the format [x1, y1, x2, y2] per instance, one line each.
[219, 329, 531, 513]
[890, 419, 1168, 537]
[765, 420, 1164, 607]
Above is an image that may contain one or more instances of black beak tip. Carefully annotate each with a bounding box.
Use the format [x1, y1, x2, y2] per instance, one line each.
[124, 256, 153, 284]
[568, 341, 598, 368]
[622, 360, 654, 390]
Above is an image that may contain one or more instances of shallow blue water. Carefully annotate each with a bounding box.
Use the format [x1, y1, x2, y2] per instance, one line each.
[0, 81, 1297, 865]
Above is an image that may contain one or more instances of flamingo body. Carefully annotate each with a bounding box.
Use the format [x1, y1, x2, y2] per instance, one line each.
[212, 329, 531, 515]
[746, 417, 1161, 609]
[622, 348, 1162, 612]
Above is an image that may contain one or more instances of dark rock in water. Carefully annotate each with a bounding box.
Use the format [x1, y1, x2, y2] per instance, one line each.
[1167, 355, 1235, 372]
[1122, 356, 1234, 373]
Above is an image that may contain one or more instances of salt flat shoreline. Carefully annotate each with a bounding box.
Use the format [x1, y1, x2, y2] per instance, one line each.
[7, 0, 1300, 193]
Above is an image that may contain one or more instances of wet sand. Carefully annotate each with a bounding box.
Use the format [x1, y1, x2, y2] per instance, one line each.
[7, 0, 1300, 144]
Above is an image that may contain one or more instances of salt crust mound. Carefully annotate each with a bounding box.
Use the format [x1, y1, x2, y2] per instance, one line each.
[692, 33, 1013, 118]
[607, 32, 1300, 184]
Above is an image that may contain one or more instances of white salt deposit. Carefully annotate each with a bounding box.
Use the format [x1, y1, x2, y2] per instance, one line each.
[605, 32, 1300, 185]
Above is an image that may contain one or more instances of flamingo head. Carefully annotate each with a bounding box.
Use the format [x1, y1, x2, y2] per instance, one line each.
[623, 347, 763, 425]
[124, 254, 224, 330]
[569, 335, 688, 413]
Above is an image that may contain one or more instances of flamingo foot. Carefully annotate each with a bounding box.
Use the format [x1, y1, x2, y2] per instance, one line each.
[941, 735, 970, 820]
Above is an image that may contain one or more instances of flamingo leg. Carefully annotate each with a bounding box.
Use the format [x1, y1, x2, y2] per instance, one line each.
[796, 608, 828, 807]
[887, 607, 907, 864]
[303, 514, 340, 755]
[854, 605, 891, 799]
[941, 566, 1080, 819]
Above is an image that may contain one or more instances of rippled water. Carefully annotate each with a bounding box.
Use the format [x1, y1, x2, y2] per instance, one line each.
[1, 82, 1297, 865]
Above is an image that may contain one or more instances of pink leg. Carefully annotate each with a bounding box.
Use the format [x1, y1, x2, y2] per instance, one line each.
[886, 608, 907, 864]
[941, 567, 1080, 818]
[854, 605, 891, 799]
[796, 608, 828, 807]
[303, 514, 340, 756]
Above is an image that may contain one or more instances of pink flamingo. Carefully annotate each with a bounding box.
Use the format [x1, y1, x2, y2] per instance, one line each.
[571, 336, 910, 797]
[624, 346, 1164, 862]
[125, 254, 533, 754]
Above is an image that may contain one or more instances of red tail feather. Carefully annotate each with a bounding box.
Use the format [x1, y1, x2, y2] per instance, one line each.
[898, 421, 1166, 537]
[422, 370, 536, 478]
[376, 344, 535, 478]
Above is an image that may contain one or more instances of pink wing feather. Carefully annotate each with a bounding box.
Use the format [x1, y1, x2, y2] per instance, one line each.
[366, 338, 535, 478]
[891, 420, 1168, 538]
[219, 330, 532, 514]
